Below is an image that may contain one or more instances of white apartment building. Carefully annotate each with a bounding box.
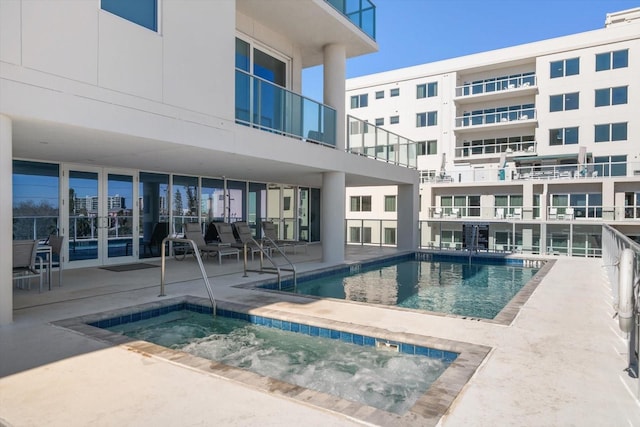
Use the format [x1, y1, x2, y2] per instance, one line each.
[1, 0, 420, 324]
[345, 8, 640, 256]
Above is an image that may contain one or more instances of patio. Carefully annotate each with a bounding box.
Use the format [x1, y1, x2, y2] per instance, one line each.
[1, 245, 639, 426]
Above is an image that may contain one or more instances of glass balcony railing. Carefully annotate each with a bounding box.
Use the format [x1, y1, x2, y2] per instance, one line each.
[235, 69, 337, 147]
[456, 106, 536, 128]
[346, 115, 417, 168]
[455, 73, 537, 98]
[325, 0, 376, 40]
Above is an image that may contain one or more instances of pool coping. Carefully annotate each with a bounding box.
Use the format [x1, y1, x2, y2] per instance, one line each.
[53, 295, 491, 427]
[238, 254, 556, 326]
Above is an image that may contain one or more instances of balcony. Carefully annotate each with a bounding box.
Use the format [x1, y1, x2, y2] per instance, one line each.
[235, 70, 336, 147]
[426, 160, 639, 185]
[325, 0, 376, 40]
[346, 115, 417, 168]
[455, 106, 536, 133]
[455, 140, 537, 160]
[454, 73, 537, 104]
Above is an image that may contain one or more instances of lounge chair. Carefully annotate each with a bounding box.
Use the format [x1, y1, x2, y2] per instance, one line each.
[143, 222, 169, 257]
[232, 222, 269, 260]
[12, 240, 43, 292]
[182, 222, 220, 262]
[204, 222, 240, 263]
[261, 221, 307, 254]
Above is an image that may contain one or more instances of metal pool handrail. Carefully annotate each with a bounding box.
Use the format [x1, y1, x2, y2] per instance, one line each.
[159, 237, 216, 316]
[242, 236, 297, 290]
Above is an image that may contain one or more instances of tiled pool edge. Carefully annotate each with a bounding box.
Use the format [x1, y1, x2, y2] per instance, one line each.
[52, 295, 491, 427]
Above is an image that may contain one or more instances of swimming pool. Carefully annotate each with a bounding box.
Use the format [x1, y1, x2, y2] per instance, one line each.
[56, 296, 490, 426]
[262, 255, 545, 321]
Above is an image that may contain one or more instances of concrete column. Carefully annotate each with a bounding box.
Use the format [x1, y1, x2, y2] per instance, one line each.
[522, 181, 534, 220]
[323, 44, 346, 151]
[0, 114, 13, 325]
[321, 171, 345, 264]
[397, 182, 419, 251]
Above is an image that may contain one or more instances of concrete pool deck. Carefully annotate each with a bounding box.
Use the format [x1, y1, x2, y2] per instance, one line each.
[1, 246, 639, 426]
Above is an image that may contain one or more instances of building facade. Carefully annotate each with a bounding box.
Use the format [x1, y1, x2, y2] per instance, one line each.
[345, 8, 640, 256]
[1, 0, 420, 324]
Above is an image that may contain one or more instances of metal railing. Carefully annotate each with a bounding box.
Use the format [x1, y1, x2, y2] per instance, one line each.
[602, 224, 640, 387]
[346, 115, 418, 168]
[455, 140, 537, 159]
[242, 236, 296, 290]
[159, 237, 216, 315]
[235, 69, 337, 147]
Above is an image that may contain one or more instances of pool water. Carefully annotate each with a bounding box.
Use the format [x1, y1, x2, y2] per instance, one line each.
[108, 310, 452, 414]
[286, 259, 539, 319]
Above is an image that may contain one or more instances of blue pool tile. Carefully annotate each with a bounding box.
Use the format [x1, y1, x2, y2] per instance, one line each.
[363, 336, 375, 347]
[272, 319, 282, 329]
[319, 328, 330, 338]
[263, 318, 272, 327]
[415, 346, 429, 356]
[300, 324, 310, 335]
[249, 315, 257, 324]
[140, 310, 151, 320]
[339, 332, 353, 343]
[400, 343, 415, 355]
[119, 314, 132, 325]
[309, 326, 319, 336]
[443, 351, 458, 362]
[352, 334, 364, 346]
[290, 322, 300, 333]
[429, 348, 443, 359]
[281, 321, 291, 331]
[330, 329, 340, 340]
[131, 312, 141, 322]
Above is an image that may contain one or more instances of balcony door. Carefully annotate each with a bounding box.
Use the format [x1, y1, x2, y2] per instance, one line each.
[63, 166, 138, 267]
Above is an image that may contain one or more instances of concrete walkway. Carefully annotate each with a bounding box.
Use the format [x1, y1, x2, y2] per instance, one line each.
[1, 247, 639, 426]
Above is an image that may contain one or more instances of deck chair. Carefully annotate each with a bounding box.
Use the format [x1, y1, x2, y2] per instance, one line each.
[143, 222, 169, 257]
[13, 240, 43, 292]
[232, 222, 269, 260]
[261, 221, 307, 254]
[204, 222, 240, 264]
[48, 234, 65, 287]
[183, 222, 220, 262]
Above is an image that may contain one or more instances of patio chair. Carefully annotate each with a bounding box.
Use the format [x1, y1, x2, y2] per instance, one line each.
[203, 222, 240, 264]
[143, 222, 169, 257]
[48, 234, 65, 287]
[232, 222, 269, 260]
[12, 240, 43, 292]
[261, 221, 307, 254]
[183, 222, 219, 261]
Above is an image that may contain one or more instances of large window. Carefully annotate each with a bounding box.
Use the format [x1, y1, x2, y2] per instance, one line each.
[596, 49, 629, 71]
[550, 58, 579, 78]
[384, 228, 396, 245]
[384, 195, 396, 212]
[551, 193, 602, 219]
[350, 195, 372, 212]
[417, 111, 437, 127]
[417, 82, 438, 98]
[13, 161, 60, 240]
[594, 123, 627, 142]
[101, 0, 157, 31]
[595, 86, 628, 107]
[550, 93, 579, 112]
[549, 127, 579, 145]
[427, 140, 438, 155]
[495, 194, 523, 218]
[350, 94, 368, 109]
[440, 195, 480, 217]
[594, 155, 627, 177]
[350, 227, 371, 244]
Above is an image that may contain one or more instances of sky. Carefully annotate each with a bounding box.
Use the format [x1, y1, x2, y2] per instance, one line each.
[302, 0, 639, 101]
